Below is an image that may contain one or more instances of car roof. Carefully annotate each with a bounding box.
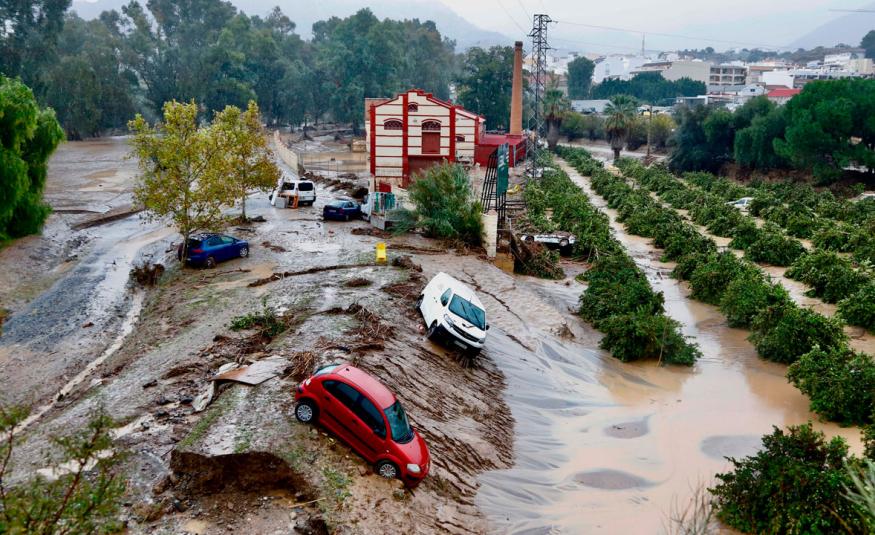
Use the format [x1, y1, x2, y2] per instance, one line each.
[191, 233, 219, 239]
[431, 272, 484, 308]
[333, 364, 397, 408]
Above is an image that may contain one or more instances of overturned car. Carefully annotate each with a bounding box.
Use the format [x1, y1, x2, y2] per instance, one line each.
[518, 231, 576, 256]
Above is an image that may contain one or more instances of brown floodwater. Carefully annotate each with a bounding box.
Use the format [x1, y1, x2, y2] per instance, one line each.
[462, 160, 863, 534]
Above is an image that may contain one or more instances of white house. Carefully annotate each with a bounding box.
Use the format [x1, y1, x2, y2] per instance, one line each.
[365, 89, 484, 192]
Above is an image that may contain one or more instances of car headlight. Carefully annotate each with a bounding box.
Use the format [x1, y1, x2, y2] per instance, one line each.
[304, 378, 311, 386]
[443, 314, 454, 326]
[406, 464, 421, 474]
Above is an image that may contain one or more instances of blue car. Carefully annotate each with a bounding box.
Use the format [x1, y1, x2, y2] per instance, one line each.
[323, 199, 362, 221]
[177, 233, 249, 268]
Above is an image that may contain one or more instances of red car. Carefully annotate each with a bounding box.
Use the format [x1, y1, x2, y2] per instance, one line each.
[294, 363, 430, 487]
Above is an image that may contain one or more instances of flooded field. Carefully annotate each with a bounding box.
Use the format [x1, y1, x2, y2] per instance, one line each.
[0, 140, 863, 534]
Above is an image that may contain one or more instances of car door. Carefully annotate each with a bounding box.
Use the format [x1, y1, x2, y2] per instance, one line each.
[219, 236, 237, 260]
[205, 236, 222, 260]
[350, 394, 388, 461]
[320, 380, 375, 459]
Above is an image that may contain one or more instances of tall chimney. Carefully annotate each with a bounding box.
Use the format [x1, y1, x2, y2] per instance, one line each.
[510, 41, 523, 136]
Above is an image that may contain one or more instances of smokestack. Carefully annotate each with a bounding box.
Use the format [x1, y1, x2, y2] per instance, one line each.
[510, 41, 523, 136]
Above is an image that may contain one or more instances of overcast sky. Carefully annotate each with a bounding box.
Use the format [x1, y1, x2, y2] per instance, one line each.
[441, 0, 873, 51]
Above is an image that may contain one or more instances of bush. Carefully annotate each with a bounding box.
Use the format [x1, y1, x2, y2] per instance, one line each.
[516, 245, 564, 280]
[838, 282, 875, 332]
[229, 299, 287, 337]
[812, 223, 855, 252]
[744, 224, 805, 266]
[788, 346, 875, 425]
[785, 250, 868, 303]
[719, 273, 790, 328]
[408, 163, 484, 246]
[687, 252, 756, 305]
[728, 218, 760, 250]
[578, 255, 664, 327]
[598, 309, 701, 365]
[711, 423, 865, 534]
[749, 303, 847, 364]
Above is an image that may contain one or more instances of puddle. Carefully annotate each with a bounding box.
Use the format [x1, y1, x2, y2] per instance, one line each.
[574, 469, 654, 490]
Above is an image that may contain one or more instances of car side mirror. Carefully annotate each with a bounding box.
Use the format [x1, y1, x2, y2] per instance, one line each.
[440, 297, 449, 306]
[486, 324, 490, 330]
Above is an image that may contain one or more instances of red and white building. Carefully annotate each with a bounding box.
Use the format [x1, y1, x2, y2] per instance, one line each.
[365, 89, 485, 191]
[766, 87, 801, 105]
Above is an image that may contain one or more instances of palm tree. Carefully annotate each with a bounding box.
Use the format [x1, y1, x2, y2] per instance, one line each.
[543, 88, 571, 150]
[603, 95, 638, 163]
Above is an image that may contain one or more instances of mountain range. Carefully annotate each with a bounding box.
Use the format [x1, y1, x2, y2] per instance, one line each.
[790, 2, 875, 49]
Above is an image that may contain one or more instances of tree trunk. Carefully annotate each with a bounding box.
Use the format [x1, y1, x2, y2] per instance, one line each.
[241, 195, 247, 221]
[613, 147, 621, 162]
[546, 120, 561, 150]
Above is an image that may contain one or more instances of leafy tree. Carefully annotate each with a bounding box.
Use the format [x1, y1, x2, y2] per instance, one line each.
[592, 72, 704, 103]
[788, 346, 875, 424]
[711, 423, 866, 534]
[543, 88, 570, 150]
[603, 95, 637, 162]
[0, 0, 71, 89]
[405, 163, 483, 246]
[774, 79, 875, 183]
[566, 56, 595, 99]
[838, 282, 875, 332]
[0, 76, 64, 243]
[129, 100, 236, 260]
[862, 30, 875, 59]
[0, 405, 125, 534]
[749, 302, 847, 364]
[213, 101, 281, 220]
[456, 45, 515, 130]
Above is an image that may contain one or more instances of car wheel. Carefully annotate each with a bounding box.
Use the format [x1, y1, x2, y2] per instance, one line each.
[239, 245, 249, 258]
[205, 256, 217, 269]
[427, 321, 440, 340]
[375, 460, 399, 480]
[559, 239, 569, 248]
[295, 400, 318, 424]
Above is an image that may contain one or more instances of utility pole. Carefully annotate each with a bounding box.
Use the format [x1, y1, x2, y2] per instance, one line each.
[527, 13, 552, 179]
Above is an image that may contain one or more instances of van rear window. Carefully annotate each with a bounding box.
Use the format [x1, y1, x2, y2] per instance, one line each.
[298, 182, 314, 191]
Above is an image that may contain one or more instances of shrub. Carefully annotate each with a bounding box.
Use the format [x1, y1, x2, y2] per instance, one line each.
[728, 218, 760, 250]
[719, 273, 790, 328]
[230, 299, 287, 337]
[516, 245, 564, 280]
[578, 255, 664, 327]
[598, 309, 701, 366]
[785, 250, 868, 303]
[838, 282, 875, 333]
[812, 223, 855, 252]
[711, 423, 865, 534]
[744, 224, 805, 266]
[688, 252, 751, 305]
[749, 303, 847, 364]
[408, 163, 484, 246]
[672, 252, 708, 281]
[784, 211, 819, 239]
[788, 346, 875, 425]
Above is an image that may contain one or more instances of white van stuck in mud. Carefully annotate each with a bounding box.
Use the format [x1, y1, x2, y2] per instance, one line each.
[417, 272, 489, 353]
[270, 179, 316, 207]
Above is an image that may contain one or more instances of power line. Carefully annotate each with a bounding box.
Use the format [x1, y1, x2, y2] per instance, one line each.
[553, 19, 789, 50]
[495, 0, 528, 34]
[552, 36, 653, 54]
[515, 0, 530, 22]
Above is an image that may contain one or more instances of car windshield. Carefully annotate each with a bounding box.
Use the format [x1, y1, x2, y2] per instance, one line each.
[327, 200, 345, 208]
[281, 183, 294, 191]
[314, 364, 340, 376]
[298, 182, 314, 191]
[448, 295, 486, 330]
[384, 401, 414, 443]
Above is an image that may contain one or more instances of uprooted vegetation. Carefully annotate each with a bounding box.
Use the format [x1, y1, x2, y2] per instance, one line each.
[229, 298, 290, 338]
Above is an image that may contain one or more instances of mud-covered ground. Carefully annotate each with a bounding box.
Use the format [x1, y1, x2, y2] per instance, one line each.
[1, 139, 865, 535]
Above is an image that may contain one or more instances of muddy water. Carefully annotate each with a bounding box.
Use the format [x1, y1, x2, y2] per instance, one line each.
[460, 160, 863, 533]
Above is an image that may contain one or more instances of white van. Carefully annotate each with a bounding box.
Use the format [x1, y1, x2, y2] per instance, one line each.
[417, 272, 488, 353]
[270, 179, 316, 207]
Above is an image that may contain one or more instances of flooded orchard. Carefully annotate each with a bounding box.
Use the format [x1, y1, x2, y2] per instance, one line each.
[0, 139, 862, 534]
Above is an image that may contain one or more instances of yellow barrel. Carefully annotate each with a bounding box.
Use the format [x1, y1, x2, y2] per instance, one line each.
[375, 242, 387, 263]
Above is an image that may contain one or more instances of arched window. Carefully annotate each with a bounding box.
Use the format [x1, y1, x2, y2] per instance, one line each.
[383, 119, 402, 130]
[455, 135, 465, 142]
[421, 120, 441, 131]
[407, 103, 418, 112]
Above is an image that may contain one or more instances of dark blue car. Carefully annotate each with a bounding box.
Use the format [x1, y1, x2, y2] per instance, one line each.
[323, 199, 362, 221]
[177, 233, 249, 268]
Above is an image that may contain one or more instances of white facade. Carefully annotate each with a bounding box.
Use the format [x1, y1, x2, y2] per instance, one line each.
[762, 70, 795, 88]
[365, 89, 484, 191]
[593, 55, 649, 83]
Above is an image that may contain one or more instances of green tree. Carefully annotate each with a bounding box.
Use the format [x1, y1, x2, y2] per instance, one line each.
[543, 88, 570, 150]
[213, 100, 281, 220]
[406, 163, 483, 246]
[0, 0, 70, 90]
[0, 405, 125, 534]
[603, 95, 637, 162]
[567, 56, 595, 99]
[862, 30, 875, 59]
[0, 76, 64, 243]
[592, 72, 704, 103]
[129, 100, 236, 261]
[456, 45, 515, 130]
[774, 79, 875, 183]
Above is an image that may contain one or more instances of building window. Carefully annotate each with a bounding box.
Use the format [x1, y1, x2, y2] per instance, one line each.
[421, 120, 441, 131]
[383, 119, 402, 130]
[455, 135, 465, 142]
[407, 103, 418, 112]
